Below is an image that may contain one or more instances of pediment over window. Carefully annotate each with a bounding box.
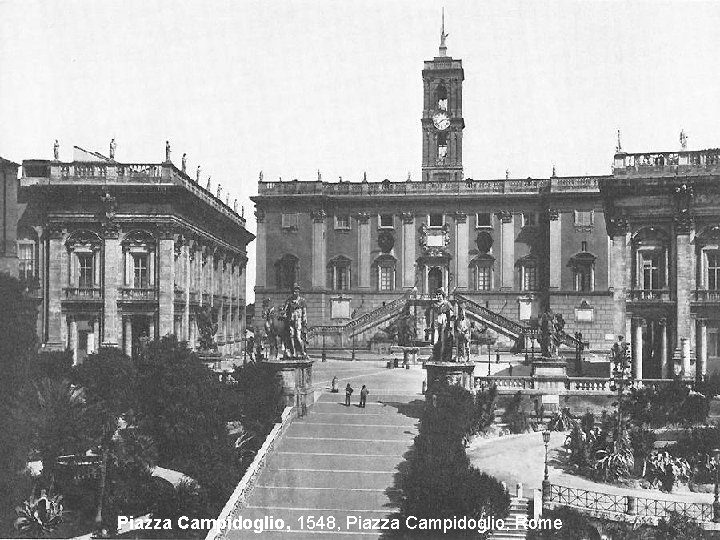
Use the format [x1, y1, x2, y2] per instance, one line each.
[567, 252, 596, 268]
[632, 226, 668, 246]
[122, 229, 155, 247]
[373, 253, 397, 268]
[515, 254, 538, 268]
[470, 253, 495, 266]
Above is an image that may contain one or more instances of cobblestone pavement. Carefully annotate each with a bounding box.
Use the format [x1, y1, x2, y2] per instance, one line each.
[225, 360, 426, 539]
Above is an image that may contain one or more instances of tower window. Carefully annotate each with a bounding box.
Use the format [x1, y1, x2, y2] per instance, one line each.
[437, 132, 448, 164]
[521, 213, 536, 227]
[581, 241, 588, 252]
[281, 213, 299, 230]
[335, 215, 350, 230]
[436, 84, 448, 111]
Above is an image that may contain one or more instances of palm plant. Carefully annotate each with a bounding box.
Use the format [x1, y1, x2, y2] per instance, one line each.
[646, 451, 691, 492]
[14, 490, 64, 537]
[594, 429, 634, 482]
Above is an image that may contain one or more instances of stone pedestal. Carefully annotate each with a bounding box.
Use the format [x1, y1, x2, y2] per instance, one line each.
[424, 361, 476, 394]
[261, 358, 315, 416]
[531, 357, 568, 413]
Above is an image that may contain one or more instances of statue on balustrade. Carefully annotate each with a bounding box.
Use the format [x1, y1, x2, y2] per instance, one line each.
[539, 310, 565, 359]
[109, 138, 117, 160]
[53, 139, 59, 161]
[425, 287, 456, 362]
[196, 305, 219, 351]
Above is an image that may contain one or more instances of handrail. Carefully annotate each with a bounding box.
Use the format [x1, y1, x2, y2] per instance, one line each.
[454, 293, 525, 337]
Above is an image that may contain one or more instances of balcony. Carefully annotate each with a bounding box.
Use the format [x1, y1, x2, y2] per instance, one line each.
[64, 287, 102, 301]
[120, 287, 157, 301]
[693, 290, 720, 302]
[627, 289, 671, 302]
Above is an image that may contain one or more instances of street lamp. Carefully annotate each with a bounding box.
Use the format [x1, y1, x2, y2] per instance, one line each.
[487, 344, 491, 376]
[542, 430, 551, 509]
[351, 332, 356, 362]
[714, 448, 720, 523]
[321, 331, 327, 362]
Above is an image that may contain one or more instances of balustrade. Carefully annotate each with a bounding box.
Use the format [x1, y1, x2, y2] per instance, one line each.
[63, 287, 102, 300]
[120, 287, 157, 301]
[693, 289, 720, 302]
[627, 289, 671, 301]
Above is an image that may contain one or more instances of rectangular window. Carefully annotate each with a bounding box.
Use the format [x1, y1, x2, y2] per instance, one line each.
[641, 254, 660, 290]
[18, 243, 34, 281]
[379, 266, 394, 291]
[522, 266, 537, 291]
[429, 213, 444, 227]
[575, 268, 592, 292]
[133, 254, 149, 288]
[335, 215, 350, 230]
[476, 213, 492, 228]
[281, 213, 299, 230]
[475, 266, 491, 291]
[379, 214, 394, 228]
[709, 253, 720, 290]
[78, 253, 94, 288]
[336, 266, 350, 290]
[521, 213, 536, 227]
[575, 210, 594, 227]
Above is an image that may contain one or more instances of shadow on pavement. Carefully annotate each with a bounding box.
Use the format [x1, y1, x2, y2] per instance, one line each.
[378, 399, 425, 420]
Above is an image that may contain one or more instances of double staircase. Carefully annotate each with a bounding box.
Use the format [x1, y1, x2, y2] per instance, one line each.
[309, 290, 581, 352]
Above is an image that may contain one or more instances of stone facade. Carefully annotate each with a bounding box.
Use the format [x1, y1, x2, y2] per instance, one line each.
[252, 40, 615, 354]
[602, 150, 720, 380]
[17, 146, 254, 363]
[0, 157, 19, 275]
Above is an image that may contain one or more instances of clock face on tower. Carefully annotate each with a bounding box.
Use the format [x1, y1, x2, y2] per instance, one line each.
[432, 111, 450, 131]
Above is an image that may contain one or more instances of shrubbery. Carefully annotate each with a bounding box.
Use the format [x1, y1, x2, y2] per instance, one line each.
[398, 382, 509, 537]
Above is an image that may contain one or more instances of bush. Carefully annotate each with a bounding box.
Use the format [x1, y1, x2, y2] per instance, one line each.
[526, 506, 600, 540]
[502, 391, 529, 434]
[548, 407, 575, 431]
[473, 384, 498, 434]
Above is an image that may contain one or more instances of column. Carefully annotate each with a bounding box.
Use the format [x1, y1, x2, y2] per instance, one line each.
[183, 241, 190, 341]
[157, 228, 175, 337]
[455, 212, 469, 290]
[102, 225, 120, 346]
[402, 213, 415, 288]
[633, 318, 643, 380]
[69, 316, 78, 364]
[498, 211, 514, 290]
[549, 210, 561, 289]
[697, 319, 708, 381]
[311, 210, 327, 289]
[660, 318, 669, 378]
[123, 317, 132, 357]
[46, 225, 65, 348]
[676, 227, 695, 365]
[357, 212, 371, 288]
[33, 226, 46, 341]
[610, 219, 630, 338]
[255, 208, 266, 289]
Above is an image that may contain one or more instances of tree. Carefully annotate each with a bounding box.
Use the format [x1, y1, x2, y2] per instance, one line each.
[75, 347, 138, 530]
[502, 391, 529, 434]
[0, 273, 38, 392]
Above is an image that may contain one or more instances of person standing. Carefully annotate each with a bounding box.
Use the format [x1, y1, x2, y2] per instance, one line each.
[331, 376, 339, 393]
[359, 385, 369, 408]
[345, 383, 353, 406]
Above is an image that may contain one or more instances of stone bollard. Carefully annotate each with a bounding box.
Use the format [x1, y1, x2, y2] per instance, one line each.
[422, 380, 427, 394]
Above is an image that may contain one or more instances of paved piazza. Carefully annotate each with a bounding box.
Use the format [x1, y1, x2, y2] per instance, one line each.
[226, 359, 426, 539]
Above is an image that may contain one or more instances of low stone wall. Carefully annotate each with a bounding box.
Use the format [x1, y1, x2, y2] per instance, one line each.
[205, 406, 294, 540]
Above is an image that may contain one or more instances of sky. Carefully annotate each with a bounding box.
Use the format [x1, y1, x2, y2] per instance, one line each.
[2, 0, 720, 302]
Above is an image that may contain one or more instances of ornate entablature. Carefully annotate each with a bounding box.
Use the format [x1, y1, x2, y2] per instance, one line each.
[419, 222, 450, 256]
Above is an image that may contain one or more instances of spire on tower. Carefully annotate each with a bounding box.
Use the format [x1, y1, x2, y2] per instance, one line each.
[439, 8, 449, 56]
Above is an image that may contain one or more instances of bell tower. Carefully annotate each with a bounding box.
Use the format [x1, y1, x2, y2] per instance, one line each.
[421, 10, 465, 182]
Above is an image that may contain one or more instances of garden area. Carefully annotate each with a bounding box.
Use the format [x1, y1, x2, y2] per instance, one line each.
[0, 273, 284, 538]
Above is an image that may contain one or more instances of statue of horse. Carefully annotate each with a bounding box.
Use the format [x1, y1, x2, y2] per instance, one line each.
[262, 305, 289, 360]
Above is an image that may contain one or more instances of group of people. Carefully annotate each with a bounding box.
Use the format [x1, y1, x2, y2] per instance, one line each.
[331, 376, 370, 407]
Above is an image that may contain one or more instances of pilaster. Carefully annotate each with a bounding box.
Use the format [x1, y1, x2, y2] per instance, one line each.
[357, 212, 371, 288]
[102, 223, 120, 346]
[255, 208, 266, 288]
[157, 227, 175, 338]
[549, 209, 561, 289]
[311, 209, 327, 289]
[454, 212, 468, 289]
[402, 213, 415, 288]
[497, 211, 514, 290]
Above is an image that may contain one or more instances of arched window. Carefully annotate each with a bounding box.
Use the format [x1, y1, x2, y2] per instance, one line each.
[327, 256, 351, 291]
[373, 254, 396, 291]
[275, 254, 299, 291]
[516, 255, 538, 291]
[437, 132, 448, 164]
[66, 230, 102, 289]
[470, 254, 494, 291]
[568, 252, 596, 292]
